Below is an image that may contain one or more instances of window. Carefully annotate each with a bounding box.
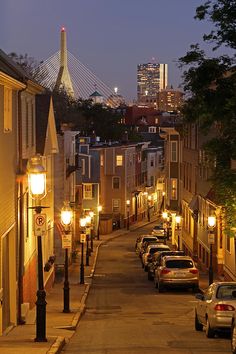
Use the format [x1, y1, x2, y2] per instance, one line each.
[116, 155, 123, 166]
[150, 159, 154, 167]
[171, 141, 177, 162]
[112, 199, 120, 212]
[112, 177, 120, 189]
[4, 87, 12, 132]
[81, 159, 85, 175]
[171, 178, 177, 200]
[83, 184, 93, 199]
[100, 154, 104, 166]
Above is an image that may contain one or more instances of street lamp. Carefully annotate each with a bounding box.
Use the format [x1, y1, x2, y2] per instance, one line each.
[79, 217, 87, 284]
[85, 215, 91, 266]
[89, 211, 94, 252]
[126, 199, 130, 230]
[61, 201, 73, 313]
[97, 205, 102, 240]
[27, 155, 47, 342]
[208, 215, 216, 285]
[175, 215, 181, 250]
[162, 211, 168, 244]
[147, 195, 151, 222]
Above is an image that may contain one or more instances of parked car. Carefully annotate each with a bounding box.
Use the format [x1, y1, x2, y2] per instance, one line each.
[152, 225, 165, 238]
[231, 308, 236, 353]
[147, 250, 185, 281]
[142, 244, 170, 271]
[139, 239, 164, 259]
[136, 235, 159, 254]
[154, 255, 199, 292]
[195, 282, 236, 338]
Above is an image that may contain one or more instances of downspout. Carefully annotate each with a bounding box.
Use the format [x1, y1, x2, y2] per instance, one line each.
[17, 84, 27, 325]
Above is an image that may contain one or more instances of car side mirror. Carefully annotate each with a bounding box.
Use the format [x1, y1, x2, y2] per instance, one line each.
[195, 293, 204, 301]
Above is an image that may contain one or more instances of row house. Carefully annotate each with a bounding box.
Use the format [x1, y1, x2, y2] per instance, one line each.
[0, 50, 58, 334]
[181, 123, 235, 281]
[162, 120, 235, 281]
[75, 138, 163, 233]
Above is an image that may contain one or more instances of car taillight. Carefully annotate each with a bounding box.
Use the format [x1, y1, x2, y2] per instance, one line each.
[214, 304, 235, 311]
[161, 268, 170, 274]
[189, 269, 198, 274]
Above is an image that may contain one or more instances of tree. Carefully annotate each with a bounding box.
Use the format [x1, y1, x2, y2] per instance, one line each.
[179, 0, 236, 235]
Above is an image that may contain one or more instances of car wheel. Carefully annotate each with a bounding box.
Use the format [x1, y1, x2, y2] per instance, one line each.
[192, 285, 199, 293]
[158, 281, 164, 293]
[195, 312, 203, 331]
[154, 278, 158, 289]
[206, 317, 215, 338]
[231, 321, 236, 354]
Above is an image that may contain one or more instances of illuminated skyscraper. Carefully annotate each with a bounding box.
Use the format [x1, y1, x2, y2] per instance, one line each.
[137, 62, 168, 107]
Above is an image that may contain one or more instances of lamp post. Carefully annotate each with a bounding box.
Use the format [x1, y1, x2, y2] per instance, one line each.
[175, 215, 181, 250]
[97, 205, 102, 240]
[79, 217, 86, 284]
[162, 211, 168, 244]
[162, 191, 166, 211]
[85, 215, 91, 266]
[61, 202, 73, 313]
[27, 155, 47, 342]
[208, 215, 216, 285]
[89, 211, 94, 252]
[147, 195, 151, 222]
[126, 199, 130, 230]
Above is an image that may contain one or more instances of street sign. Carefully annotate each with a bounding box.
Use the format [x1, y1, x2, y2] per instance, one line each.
[62, 233, 72, 249]
[34, 214, 47, 236]
[80, 233, 86, 243]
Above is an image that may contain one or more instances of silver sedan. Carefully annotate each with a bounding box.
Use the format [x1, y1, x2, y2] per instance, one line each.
[195, 282, 236, 338]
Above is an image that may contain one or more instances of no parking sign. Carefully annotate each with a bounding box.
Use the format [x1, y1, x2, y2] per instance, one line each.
[34, 214, 47, 236]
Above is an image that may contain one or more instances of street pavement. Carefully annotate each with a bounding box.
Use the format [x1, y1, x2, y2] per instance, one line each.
[0, 216, 216, 354]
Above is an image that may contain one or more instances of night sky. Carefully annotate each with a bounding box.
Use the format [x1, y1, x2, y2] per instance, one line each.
[1, 0, 217, 101]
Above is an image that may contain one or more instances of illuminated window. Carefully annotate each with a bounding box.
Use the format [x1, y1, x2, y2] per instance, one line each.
[100, 154, 104, 166]
[83, 184, 93, 199]
[116, 155, 123, 166]
[112, 177, 120, 189]
[171, 178, 177, 200]
[4, 87, 12, 133]
[112, 199, 120, 212]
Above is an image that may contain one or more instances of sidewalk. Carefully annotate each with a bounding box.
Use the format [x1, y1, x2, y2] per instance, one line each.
[0, 217, 220, 354]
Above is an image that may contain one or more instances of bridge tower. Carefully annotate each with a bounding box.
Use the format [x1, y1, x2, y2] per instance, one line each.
[54, 27, 74, 97]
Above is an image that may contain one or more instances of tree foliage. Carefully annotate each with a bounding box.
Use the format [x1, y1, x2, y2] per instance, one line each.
[179, 0, 236, 235]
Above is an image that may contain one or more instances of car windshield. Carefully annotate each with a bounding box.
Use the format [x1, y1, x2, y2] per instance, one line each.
[165, 259, 194, 268]
[149, 248, 160, 254]
[216, 285, 236, 299]
[143, 237, 157, 242]
[154, 226, 164, 230]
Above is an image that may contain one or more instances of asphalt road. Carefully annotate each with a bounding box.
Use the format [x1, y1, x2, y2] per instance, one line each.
[62, 224, 231, 354]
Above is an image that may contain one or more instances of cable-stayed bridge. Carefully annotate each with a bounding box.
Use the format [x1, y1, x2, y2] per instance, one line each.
[35, 49, 116, 101]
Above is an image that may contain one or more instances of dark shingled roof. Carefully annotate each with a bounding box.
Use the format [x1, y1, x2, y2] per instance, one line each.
[36, 94, 51, 155]
[0, 49, 29, 82]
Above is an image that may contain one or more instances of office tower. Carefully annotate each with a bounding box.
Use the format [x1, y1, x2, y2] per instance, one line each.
[157, 86, 184, 112]
[137, 62, 168, 107]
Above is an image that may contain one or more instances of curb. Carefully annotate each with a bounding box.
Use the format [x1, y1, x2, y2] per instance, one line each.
[46, 336, 65, 354]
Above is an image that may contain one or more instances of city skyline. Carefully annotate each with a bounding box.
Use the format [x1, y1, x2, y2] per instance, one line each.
[1, 0, 217, 101]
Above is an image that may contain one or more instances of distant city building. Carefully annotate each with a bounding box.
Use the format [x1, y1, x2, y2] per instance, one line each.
[157, 86, 184, 112]
[137, 62, 168, 107]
